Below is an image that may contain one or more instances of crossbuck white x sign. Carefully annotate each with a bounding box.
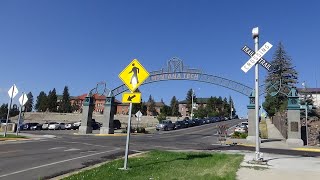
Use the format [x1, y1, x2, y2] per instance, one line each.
[241, 42, 273, 73]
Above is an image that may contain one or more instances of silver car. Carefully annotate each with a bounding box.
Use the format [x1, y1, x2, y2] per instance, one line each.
[156, 120, 175, 131]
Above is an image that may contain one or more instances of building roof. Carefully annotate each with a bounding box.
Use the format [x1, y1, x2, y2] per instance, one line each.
[297, 88, 320, 94]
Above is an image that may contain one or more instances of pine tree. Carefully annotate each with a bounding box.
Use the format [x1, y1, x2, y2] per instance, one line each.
[25, 92, 34, 112]
[263, 42, 298, 116]
[186, 89, 196, 113]
[35, 91, 48, 112]
[48, 88, 58, 112]
[58, 86, 72, 113]
[170, 96, 179, 116]
[147, 95, 157, 116]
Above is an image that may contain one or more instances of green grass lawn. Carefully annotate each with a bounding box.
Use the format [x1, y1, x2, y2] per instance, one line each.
[63, 150, 243, 180]
[0, 134, 26, 138]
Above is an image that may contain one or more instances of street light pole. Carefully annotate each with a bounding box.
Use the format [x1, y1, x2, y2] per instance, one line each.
[252, 27, 261, 161]
[230, 98, 233, 120]
[191, 89, 194, 119]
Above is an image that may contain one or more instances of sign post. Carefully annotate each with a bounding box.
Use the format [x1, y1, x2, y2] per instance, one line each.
[4, 84, 19, 137]
[241, 27, 273, 161]
[135, 110, 142, 129]
[17, 93, 28, 136]
[119, 59, 149, 170]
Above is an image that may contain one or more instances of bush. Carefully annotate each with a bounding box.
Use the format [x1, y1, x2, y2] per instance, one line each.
[122, 127, 135, 133]
[136, 127, 146, 133]
[231, 132, 248, 139]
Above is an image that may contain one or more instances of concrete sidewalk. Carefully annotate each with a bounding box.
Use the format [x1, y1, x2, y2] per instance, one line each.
[237, 151, 320, 180]
[226, 118, 320, 152]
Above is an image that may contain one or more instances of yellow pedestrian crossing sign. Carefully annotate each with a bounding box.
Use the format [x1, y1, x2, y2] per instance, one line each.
[119, 59, 149, 92]
[122, 92, 141, 103]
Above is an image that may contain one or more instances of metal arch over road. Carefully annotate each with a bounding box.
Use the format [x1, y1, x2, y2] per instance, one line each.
[111, 57, 252, 97]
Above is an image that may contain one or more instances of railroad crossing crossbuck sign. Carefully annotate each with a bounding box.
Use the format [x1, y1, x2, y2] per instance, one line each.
[119, 59, 150, 92]
[241, 42, 273, 73]
[241, 45, 273, 71]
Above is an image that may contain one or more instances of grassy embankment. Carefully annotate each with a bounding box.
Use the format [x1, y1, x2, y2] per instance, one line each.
[64, 150, 244, 180]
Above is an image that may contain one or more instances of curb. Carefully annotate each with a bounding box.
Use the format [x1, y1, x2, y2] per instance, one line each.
[228, 142, 320, 153]
[0, 138, 29, 141]
[73, 133, 146, 136]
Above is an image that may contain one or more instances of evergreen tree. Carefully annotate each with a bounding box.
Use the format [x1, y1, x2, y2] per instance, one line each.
[263, 42, 298, 116]
[194, 106, 208, 119]
[147, 95, 157, 116]
[35, 91, 48, 112]
[141, 102, 148, 115]
[160, 105, 171, 116]
[48, 88, 58, 112]
[170, 96, 179, 116]
[186, 89, 196, 113]
[0, 103, 8, 118]
[58, 86, 72, 113]
[25, 92, 34, 112]
[229, 96, 236, 117]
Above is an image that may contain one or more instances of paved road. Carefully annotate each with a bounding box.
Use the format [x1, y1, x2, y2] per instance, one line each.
[0, 119, 241, 180]
[1, 119, 319, 180]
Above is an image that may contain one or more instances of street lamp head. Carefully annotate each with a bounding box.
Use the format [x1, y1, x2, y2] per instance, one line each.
[252, 27, 259, 38]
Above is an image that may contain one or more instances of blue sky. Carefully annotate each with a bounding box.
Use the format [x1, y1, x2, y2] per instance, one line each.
[0, 0, 320, 117]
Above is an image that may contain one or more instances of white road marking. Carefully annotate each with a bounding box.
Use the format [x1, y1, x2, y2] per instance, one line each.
[64, 148, 80, 152]
[0, 148, 121, 178]
[48, 147, 65, 150]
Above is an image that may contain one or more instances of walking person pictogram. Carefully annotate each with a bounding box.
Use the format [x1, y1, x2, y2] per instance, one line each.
[129, 63, 139, 88]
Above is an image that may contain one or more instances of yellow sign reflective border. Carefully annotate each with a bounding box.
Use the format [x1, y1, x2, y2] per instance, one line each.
[122, 92, 141, 103]
[118, 59, 149, 92]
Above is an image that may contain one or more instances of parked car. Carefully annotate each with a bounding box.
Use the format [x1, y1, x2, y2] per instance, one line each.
[175, 120, 186, 129]
[30, 123, 42, 130]
[182, 120, 190, 127]
[114, 119, 121, 129]
[91, 119, 101, 130]
[241, 121, 248, 128]
[234, 124, 248, 133]
[73, 121, 81, 129]
[156, 120, 175, 131]
[65, 123, 75, 130]
[48, 122, 66, 130]
[42, 122, 56, 130]
[22, 123, 39, 130]
[0, 119, 11, 124]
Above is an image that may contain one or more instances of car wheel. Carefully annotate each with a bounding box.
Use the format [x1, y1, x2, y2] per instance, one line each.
[164, 127, 168, 131]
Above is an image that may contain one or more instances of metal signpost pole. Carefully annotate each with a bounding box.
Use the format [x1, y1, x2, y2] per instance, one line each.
[4, 87, 15, 137]
[305, 103, 308, 146]
[230, 99, 232, 120]
[16, 93, 25, 136]
[191, 89, 194, 120]
[253, 28, 261, 161]
[124, 102, 133, 170]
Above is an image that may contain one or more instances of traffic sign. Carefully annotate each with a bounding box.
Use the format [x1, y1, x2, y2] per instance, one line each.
[8, 84, 19, 98]
[241, 42, 273, 73]
[241, 45, 273, 71]
[135, 110, 142, 118]
[119, 59, 149, 92]
[122, 92, 141, 103]
[19, 93, 28, 106]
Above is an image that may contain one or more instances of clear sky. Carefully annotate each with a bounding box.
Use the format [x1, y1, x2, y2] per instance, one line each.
[1, 0, 320, 117]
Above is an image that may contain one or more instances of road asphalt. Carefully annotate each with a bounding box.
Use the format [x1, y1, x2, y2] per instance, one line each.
[1, 119, 320, 180]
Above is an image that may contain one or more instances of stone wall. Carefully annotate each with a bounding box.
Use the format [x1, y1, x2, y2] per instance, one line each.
[272, 112, 288, 139]
[308, 118, 320, 146]
[13, 112, 180, 128]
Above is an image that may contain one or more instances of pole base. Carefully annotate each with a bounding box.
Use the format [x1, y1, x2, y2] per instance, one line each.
[100, 127, 114, 134]
[286, 138, 304, 147]
[78, 126, 93, 134]
[118, 167, 130, 171]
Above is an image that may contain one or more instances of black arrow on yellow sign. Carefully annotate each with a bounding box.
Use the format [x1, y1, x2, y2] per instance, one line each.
[127, 95, 136, 101]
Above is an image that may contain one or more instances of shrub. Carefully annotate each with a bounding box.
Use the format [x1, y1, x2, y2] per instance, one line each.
[136, 127, 146, 133]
